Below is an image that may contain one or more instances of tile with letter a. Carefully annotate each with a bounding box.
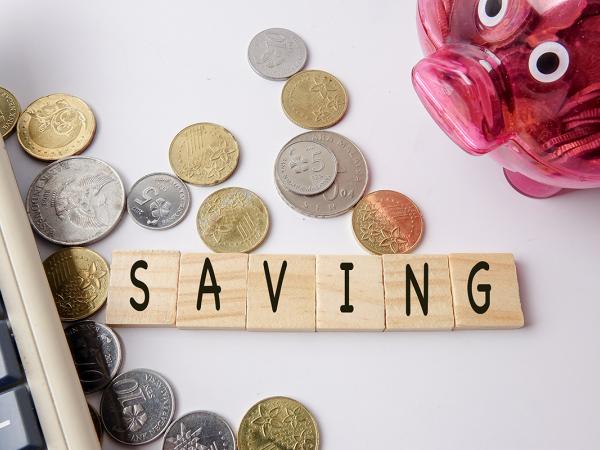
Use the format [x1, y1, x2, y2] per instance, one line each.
[383, 254, 454, 331]
[106, 250, 180, 327]
[246, 255, 316, 331]
[316, 255, 385, 331]
[176, 253, 248, 329]
[449, 253, 524, 330]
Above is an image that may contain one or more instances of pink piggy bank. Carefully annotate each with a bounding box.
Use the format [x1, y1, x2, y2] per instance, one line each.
[412, 0, 600, 197]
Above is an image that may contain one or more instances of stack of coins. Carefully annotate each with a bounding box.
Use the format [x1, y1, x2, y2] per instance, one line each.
[63, 320, 124, 443]
[63, 320, 321, 450]
[275, 130, 369, 218]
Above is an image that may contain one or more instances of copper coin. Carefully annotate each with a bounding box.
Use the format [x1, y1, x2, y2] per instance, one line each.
[352, 190, 424, 254]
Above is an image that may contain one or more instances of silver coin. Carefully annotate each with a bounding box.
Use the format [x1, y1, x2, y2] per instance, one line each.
[100, 369, 175, 446]
[275, 131, 369, 217]
[127, 172, 190, 230]
[275, 141, 337, 196]
[26, 156, 125, 245]
[162, 411, 235, 450]
[64, 321, 122, 394]
[88, 403, 104, 442]
[248, 28, 308, 80]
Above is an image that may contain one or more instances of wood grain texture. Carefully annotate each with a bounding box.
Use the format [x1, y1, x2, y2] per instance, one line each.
[316, 255, 385, 331]
[383, 254, 454, 331]
[176, 253, 248, 329]
[106, 250, 180, 327]
[246, 254, 316, 331]
[449, 253, 524, 330]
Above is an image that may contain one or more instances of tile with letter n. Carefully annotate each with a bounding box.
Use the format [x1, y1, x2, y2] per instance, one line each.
[383, 254, 454, 331]
[449, 253, 524, 330]
[106, 250, 180, 327]
[246, 254, 316, 331]
[316, 255, 385, 331]
[176, 253, 248, 329]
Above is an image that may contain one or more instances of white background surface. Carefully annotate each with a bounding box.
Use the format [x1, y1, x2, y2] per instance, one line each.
[2, 1, 600, 449]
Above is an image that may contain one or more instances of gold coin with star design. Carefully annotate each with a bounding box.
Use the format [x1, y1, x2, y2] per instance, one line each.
[169, 122, 240, 186]
[238, 396, 320, 450]
[281, 69, 348, 129]
[43, 247, 109, 321]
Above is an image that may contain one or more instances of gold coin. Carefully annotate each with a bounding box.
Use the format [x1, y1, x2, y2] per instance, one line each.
[43, 247, 109, 321]
[169, 123, 240, 186]
[0, 86, 21, 138]
[17, 93, 96, 161]
[352, 190, 424, 255]
[197, 187, 269, 253]
[281, 69, 348, 130]
[238, 396, 319, 450]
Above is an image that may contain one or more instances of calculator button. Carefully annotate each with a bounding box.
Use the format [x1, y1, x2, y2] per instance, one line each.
[0, 321, 23, 389]
[0, 385, 44, 450]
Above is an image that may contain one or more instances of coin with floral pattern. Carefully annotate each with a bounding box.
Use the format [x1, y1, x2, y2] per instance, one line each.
[169, 122, 240, 186]
[17, 93, 96, 160]
[100, 369, 175, 446]
[197, 187, 269, 253]
[281, 70, 348, 130]
[127, 172, 191, 230]
[238, 396, 319, 450]
[352, 190, 424, 254]
[43, 247, 109, 321]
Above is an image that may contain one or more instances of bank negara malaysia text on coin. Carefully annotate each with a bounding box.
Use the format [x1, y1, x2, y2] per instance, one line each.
[275, 131, 368, 218]
[100, 369, 175, 446]
[26, 156, 125, 245]
[127, 172, 191, 230]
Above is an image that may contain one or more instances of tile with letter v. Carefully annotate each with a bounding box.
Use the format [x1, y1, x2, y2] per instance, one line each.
[246, 254, 316, 331]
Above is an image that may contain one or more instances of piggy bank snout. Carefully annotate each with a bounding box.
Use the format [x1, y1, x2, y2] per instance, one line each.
[412, 44, 507, 156]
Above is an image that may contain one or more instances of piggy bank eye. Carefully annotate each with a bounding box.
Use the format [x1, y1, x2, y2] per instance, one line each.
[478, 0, 508, 27]
[529, 42, 570, 83]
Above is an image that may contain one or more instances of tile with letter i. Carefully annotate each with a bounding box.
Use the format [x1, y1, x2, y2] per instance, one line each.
[246, 255, 316, 331]
[106, 250, 180, 326]
[176, 253, 248, 329]
[448, 253, 524, 330]
[383, 254, 454, 331]
[316, 255, 385, 331]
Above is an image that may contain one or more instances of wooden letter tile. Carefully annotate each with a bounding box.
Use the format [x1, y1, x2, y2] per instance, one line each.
[383, 254, 454, 331]
[449, 253, 524, 329]
[246, 255, 315, 331]
[106, 250, 180, 327]
[176, 253, 248, 329]
[316, 255, 384, 331]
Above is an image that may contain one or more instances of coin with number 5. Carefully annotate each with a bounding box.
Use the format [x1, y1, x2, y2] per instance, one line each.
[127, 173, 191, 230]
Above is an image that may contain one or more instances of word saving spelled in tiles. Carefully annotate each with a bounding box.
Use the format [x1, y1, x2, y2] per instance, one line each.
[106, 251, 525, 331]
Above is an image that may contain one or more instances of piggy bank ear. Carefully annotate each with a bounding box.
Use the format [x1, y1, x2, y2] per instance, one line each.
[417, 0, 453, 54]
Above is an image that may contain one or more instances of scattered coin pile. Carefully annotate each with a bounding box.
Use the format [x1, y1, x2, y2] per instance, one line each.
[64, 320, 320, 448]
[0, 25, 429, 449]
